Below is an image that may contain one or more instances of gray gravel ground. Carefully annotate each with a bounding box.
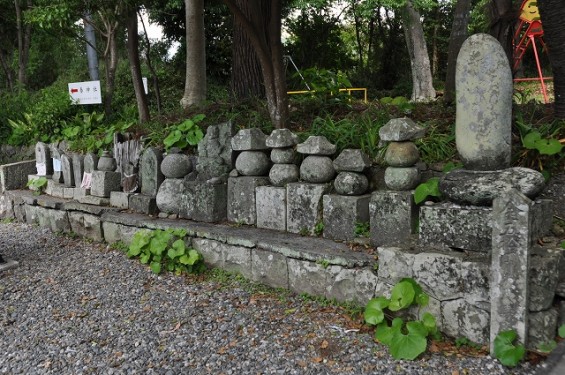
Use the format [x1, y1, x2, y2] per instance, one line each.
[0, 222, 545, 374]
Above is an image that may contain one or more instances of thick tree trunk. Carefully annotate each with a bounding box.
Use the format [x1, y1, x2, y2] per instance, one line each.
[101, 16, 119, 118]
[231, 0, 265, 99]
[403, 0, 436, 102]
[14, 0, 32, 89]
[126, 9, 150, 123]
[487, 0, 516, 67]
[180, 0, 207, 109]
[444, 0, 472, 104]
[223, 0, 288, 128]
[0, 49, 15, 92]
[538, 0, 565, 118]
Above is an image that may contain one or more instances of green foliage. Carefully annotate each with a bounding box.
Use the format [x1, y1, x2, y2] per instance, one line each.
[316, 258, 330, 269]
[26, 176, 48, 195]
[559, 324, 565, 338]
[522, 131, 563, 156]
[364, 278, 437, 360]
[354, 221, 370, 237]
[515, 115, 564, 173]
[413, 177, 441, 205]
[537, 340, 557, 354]
[127, 229, 205, 275]
[162, 114, 205, 151]
[379, 96, 414, 114]
[493, 330, 526, 367]
[455, 337, 482, 349]
[314, 221, 324, 236]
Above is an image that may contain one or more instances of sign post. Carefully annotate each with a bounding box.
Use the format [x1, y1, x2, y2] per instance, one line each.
[68, 80, 102, 105]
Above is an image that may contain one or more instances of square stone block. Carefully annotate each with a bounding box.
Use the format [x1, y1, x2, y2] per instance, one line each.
[442, 299, 490, 345]
[46, 179, 65, 198]
[323, 194, 370, 241]
[129, 194, 157, 215]
[369, 191, 418, 247]
[227, 176, 270, 225]
[286, 182, 331, 235]
[72, 188, 90, 199]
[77, 195, 110, 206]
[256, 186, 286, 231]
[110, 191, 131, 209]
[91, 171, 121, 198]
[181, 181, 227, 223]
[251, 248, 289, 289]
[68, 212, 103, 242]
[419, 203, 492, 253]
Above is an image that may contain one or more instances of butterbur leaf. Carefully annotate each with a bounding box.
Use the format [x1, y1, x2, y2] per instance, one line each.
[167, 239, 186, 259]
[150, 261, 161, 274]
[364, 297, 390, 325]
[389, 280, 415, 311]
[523, 131, 541, 149]
[164, 130, 182, 147]
[179, 249, 201, 265]
[537, 341, 557, 353]
[493, 330, 526, 367]
[375, 318, 402, 345]
[414, 178, 441, 204]
[415, 293, 429, 307]
[178, 120, 194, 132]
[422, 312, 437, 334]
[186, 128, 204, 146]
[389, 327, 428, 360]
[559, 324, 565, 338]
[192, 113, 206, 122]
[171, 229, 187, 238]
[140, 253, 150, 264]
[534, 138, 563, 155]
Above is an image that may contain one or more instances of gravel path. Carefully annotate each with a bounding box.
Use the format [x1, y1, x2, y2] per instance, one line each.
[0, 222, 545, 374]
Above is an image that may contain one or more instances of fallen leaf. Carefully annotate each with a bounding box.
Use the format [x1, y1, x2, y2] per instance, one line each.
[320, 340, 329, 349]
[312, 357, 323, 363]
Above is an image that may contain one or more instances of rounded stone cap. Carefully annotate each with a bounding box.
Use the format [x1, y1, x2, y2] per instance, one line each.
[300, 155, 335, 183]
[161, 153, 192, 178]
[235, 151, 270, 176]
[334, 171, 369, 195]
[384, 142, 420, 167]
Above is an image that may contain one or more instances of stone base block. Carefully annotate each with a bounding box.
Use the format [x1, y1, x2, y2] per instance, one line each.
[528, 308, 558, 350]
[72, 188, 90, 199]
[286, 182, 331, 235]
[419, 203, 492, 252]
[227, 176, 270, 225]
[192, 238, 252, 279]
[530, 247, 562, 312]
[323, 194, 370, 241]
[251, 248, 289, 289]
[0, 160, 37, 193]
[46, 179, 65, 198]
[77, 195, 110, 206]
[156, 179, 184, 214]
[91, 171, 121, 198]
[63, 187, 75, 199]
[369, 191, 417, 247]
[256, 186, 287, 231]
[24, 205, 70, 233]
[68, 212, 103, 241]
[102, 222, 140, 245]
[129, 194, 157, 215]
[181, 181, 227, 223]
[442, 299, 490, 345]
[110, 191, 131, 209]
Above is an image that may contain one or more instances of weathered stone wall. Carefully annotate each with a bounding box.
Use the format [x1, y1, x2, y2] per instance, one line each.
[1, 189, 561, 347]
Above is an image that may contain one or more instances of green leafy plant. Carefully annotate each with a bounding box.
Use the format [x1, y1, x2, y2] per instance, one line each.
[314, 221, 324, 236]
[522, 131, 563, 156]
[26, 176, 48, 195]
[364, 278, 438, 360]
[413, 177, 441, 205]
[493, 330, 526, 367]
[455, 336, 482, 350]
[163, 114, 205, 151]
[561, 241, 565, 250]
[354, 221, 370, 237]
[127, 229, 205, 275]
[316, 258, 330, 269]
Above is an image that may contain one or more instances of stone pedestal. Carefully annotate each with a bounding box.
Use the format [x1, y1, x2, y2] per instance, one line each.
[110, 191, 132, 209]
[129, 194, 157, 215]
[323, 194, 370, 241]
[156, 179, 184, 214]
[227, 176, 270, 225]
[286, 182, 331, 235]
[369, 191, 417, 247]
[181, 181, 227, 223]
[91, 171, 121, 198]
[256, 186, 287, 231]
[45, 179, 64, 198]
[419, 203, 492, 252]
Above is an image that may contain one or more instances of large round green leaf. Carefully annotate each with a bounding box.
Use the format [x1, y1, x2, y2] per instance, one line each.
[389, 280, 415, 311]
[364, 297, 390, 325]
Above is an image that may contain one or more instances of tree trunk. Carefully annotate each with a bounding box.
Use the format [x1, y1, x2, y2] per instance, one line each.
[100, 15, 119, 118]
[126, 9, 150, 123]
[444, 0, 472, 104]
[0, 48, 15, 92]
[231, 0, 265, 99]
[538, 0, 565, 118]
[180, 0, 207, 109]
[402, 0, 436, 102]
[487, 0, 516, 67]
[223, 0, 288, 128]
[14, 0, 32, 89]
[139, 10, 163, 114]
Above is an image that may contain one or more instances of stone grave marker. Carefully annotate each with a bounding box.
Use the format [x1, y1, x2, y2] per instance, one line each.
[35, 142, 53, 176]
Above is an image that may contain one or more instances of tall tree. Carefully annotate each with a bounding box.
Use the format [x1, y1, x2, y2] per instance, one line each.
[126, 7, 150, 123]
[538, 0, 565, 118]
[486, 0, 516, 66]
[402, 0, 436, 101]
[231, 0, 264, 99]
[444, 0, 472, 104]
[14, 0, 32, 89]
[223, 0, 288, 129]
[180, 0, 207, 109]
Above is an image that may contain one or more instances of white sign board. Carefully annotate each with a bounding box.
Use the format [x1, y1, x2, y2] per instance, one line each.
[68, 80, 102, 105]
[142, 77, 149, 95]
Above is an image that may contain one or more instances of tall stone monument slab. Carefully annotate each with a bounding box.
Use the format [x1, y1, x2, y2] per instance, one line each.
[61, 153, 74, 187]
[490, 189, 532, 352]
[140, 147, 164, 196]
[456, 33, 513, 170]
[35, 142, 53, 176]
